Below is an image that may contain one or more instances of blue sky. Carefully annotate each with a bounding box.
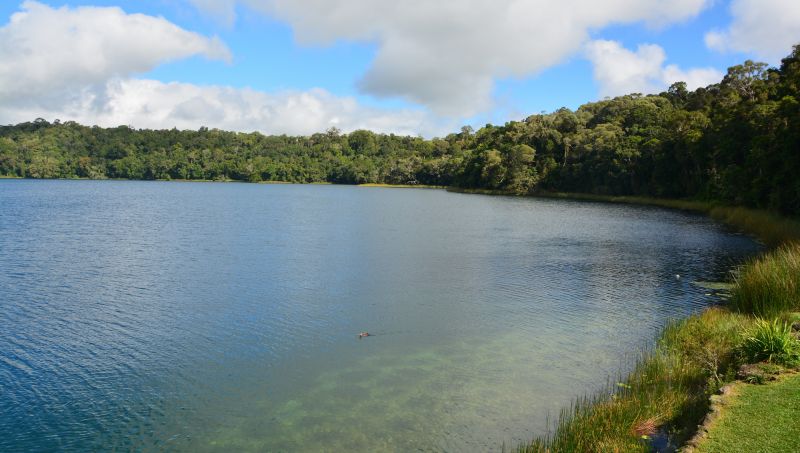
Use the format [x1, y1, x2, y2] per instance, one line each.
[0, 1, 798, 136]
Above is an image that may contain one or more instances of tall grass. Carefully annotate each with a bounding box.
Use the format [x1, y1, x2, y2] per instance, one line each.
[730, 243, 800, 317]
[738, 318, 800, 365]
[520, 309, 749, 452]
[709, 207, 800, 247]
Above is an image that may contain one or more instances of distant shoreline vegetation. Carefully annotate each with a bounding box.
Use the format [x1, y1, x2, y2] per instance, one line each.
[2, 45, 799, 216]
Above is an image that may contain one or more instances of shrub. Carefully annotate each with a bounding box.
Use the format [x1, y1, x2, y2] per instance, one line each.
[738, 318, 800, 366]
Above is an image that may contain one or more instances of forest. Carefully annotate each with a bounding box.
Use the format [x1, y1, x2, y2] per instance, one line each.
[1, 45, 798, 214]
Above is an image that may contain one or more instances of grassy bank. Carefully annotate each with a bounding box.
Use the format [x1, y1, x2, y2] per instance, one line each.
[517, 212, 800, 451]
[521, 308, 752, 452]
[693, 373, 800, 452]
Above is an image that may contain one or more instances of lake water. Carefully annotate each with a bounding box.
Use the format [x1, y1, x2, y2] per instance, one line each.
[0, 180, 761, 452]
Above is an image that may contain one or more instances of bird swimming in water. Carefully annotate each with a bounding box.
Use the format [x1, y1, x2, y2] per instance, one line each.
[358, 332, 370, 339]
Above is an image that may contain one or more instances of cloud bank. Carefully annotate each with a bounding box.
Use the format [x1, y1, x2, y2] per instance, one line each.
[585, 40, 723, 98]
[188, 0, 713, 115]
[0, 1, 230, 103]
[0, 2, 441, 136]
[0, 79, 442, 136]
[705, 0, 800, 62]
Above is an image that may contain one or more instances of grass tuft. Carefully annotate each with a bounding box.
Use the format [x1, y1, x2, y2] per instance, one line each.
[730, 243, 800, 317]
[738, 318, 800, 366]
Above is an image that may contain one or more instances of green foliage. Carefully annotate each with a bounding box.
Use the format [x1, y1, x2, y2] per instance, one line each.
[738, 318, 800, 366]
[3, 45, 800, 217]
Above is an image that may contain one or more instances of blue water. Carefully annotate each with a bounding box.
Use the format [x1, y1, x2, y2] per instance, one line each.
[0, 180, 761, 452]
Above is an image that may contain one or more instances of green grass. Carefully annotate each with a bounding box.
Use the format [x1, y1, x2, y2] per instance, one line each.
[520, 309, 751, 453]
[694, 373, 800, 453]
[709, 207, 800, 247]
[730, 243, 800, 317]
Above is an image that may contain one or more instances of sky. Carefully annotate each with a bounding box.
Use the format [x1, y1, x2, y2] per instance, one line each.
[0, 1, 798, 137]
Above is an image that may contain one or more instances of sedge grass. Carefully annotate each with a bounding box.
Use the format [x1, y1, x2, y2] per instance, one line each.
[708, 207, 800, 247]
[520, 309, 750, 452]
[730, 243, 800, 317]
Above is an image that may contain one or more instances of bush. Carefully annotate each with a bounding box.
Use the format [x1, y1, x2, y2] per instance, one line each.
[738, 318, 800, 366]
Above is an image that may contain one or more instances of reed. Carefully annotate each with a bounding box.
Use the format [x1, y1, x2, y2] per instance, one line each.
[520, 309, 749, 452]
[730, 243, 800, 317]
[709, 207, 800, 247]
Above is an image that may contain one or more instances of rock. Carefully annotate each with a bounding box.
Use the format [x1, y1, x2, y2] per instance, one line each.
[681, 383, 738, 452]
[737, 363, 782, 384]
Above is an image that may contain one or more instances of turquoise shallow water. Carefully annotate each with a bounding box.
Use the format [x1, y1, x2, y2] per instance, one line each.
[0, 180, 761, 452]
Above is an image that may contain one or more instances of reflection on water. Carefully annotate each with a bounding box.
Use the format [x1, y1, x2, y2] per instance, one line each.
[0, 180, 760, 452]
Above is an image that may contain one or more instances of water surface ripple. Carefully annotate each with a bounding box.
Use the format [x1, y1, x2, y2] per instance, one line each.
[0, 180, 760, 452]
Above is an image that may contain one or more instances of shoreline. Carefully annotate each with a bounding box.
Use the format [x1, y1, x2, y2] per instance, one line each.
[445, 188, 800, 451]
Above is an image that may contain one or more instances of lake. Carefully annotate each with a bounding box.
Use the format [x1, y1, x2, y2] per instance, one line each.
[0, 180, 761, 452]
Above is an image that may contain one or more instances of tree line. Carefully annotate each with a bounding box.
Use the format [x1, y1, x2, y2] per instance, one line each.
[1, 45, 798, 214]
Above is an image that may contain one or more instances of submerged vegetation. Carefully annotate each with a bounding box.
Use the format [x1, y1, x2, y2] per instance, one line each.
[2, 45, 800, 217]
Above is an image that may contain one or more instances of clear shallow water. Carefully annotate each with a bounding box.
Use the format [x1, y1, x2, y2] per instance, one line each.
[0, 180, 761, 452]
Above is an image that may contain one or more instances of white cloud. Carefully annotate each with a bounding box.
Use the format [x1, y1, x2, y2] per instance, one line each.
[662, 65, 724, 91]
[0, 1, 230, 102]
[585, 40, 722, 97]
[187, 0, 713, 115]
[0, 2, 450, 136]
[0, 78, 450, 137]
[705, 0, 800, 61]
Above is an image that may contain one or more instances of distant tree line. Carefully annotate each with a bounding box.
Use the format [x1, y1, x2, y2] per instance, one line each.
[1, 46, 799, 214]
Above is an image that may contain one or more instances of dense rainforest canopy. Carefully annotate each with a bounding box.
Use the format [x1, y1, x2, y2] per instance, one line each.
[2, 46, 799, 214]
